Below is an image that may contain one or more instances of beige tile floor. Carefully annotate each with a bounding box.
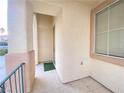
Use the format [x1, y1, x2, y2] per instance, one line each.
[31, 64, 113, 93]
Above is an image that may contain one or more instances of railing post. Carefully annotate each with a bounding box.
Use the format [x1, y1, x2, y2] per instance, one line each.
[1, 84, 5, 93]
[21, 65, 24, 93]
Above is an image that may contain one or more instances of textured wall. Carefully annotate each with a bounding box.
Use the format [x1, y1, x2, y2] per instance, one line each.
[37, 14, 54, 62]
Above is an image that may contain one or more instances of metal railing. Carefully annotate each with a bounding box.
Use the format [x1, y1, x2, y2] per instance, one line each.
[0, 63, 25, 93]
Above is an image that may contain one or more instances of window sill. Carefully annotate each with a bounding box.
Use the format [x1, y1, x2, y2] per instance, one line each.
[90, 53, 124, 67]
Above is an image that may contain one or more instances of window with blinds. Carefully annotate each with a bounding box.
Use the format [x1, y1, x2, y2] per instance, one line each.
[95, 0, 124, 58]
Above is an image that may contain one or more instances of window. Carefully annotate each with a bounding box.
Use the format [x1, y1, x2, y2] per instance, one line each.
[95, 8, 108, 55]
[90, 0, 124, 66]
[95, 0, 124, 58]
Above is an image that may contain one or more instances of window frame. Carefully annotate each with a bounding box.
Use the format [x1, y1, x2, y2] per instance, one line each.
[90, 0, 124, 67]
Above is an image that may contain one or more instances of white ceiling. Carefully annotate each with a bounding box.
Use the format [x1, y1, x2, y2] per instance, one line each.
[32, 0, 104, 16]
[32, 0, 104, 6]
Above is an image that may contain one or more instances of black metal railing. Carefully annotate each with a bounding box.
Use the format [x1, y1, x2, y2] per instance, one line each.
[0, 63, 25, 93]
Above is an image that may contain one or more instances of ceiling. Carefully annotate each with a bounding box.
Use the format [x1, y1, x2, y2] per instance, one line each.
[32, 0, 104, 16]
[32, 0, 104, 6]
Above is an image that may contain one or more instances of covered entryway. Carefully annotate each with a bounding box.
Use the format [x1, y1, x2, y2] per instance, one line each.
[33, 14, 55, 64]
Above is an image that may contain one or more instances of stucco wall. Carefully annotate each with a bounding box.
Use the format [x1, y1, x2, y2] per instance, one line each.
[54, 2, 91, 83]
[90, 59, 124, 93]
[8, 0, 33, 53]
[37, 14, 54, 62]
[32, 1, 61, 16]
[33, 14, 39, 64]
[7, 0, 124, 93]
[7, 0, 35, 92]
[8, 0, 27, 53]
[54, 1, 124, 93]
[26, 0, 33, 52]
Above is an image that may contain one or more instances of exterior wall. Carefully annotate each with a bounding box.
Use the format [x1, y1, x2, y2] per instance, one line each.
[33, 14, 38, 64]
[54, 2, 91, 83]
[26, 0, 33, 52]
[90, 59, 124, 93]
[54, 10, 64, 80]
[8, 0, 33, 53]
[5, 50, 35, 92]
[7, 0, 35, 92]
[37, 14, 53, 62]
[8, 0, 27, 53]
[89, 1, 124, 93]
[54, 1, 124, 93]
[7, 0, 124, 93]
[32, 1, 61, 16]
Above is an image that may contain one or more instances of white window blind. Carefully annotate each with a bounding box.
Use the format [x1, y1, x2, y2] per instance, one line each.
[95, 0, 124, 58]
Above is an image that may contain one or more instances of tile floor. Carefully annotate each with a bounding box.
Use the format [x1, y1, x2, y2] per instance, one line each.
[31, 64, 113, 93]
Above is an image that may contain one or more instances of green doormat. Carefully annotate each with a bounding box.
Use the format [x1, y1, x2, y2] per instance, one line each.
[44, 63, 55, 71]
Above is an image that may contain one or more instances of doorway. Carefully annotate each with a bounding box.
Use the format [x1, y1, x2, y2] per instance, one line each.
[33, 14, 55, 66]
[53, 25, 55, 65]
